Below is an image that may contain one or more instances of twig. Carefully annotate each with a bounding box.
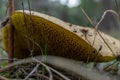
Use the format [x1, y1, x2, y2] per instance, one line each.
[1, 17, 9, 28]
[33, 58, 56, 80]
[0, 56, 70, 80]
[21, 0, 35, 57]
[27, 0, 35, 54]
[46, 66, 53, 80]
[0, 75, 9, 80]
[95, 10, 118, 29]
[80, 7, 94, 26]
[23, 34, 44, 55]
[80, 6, 116, 57]
[32, 57, 70, 80]
[24, 64, 40, 80]
[0, 56, 114, 80]
[0, 58, 18, 61]
[8, 0, 14, 63]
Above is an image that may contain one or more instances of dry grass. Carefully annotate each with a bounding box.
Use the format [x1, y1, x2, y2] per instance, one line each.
[0, 56, 119, 80]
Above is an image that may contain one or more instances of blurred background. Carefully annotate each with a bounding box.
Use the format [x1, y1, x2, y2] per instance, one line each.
[0, 0, 120, 39]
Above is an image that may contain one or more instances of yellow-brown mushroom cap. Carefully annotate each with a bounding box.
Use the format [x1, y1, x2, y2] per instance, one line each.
[2, 10, 116, 62]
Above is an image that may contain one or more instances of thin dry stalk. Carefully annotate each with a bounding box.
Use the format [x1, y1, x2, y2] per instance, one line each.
[23, 35, 44, 55]
[22, 0, 35, 57]
[28, 0, 35, 53]
[8, 0, 14, 63]
[45, 66, 53, 80]
[24, 64, 40, 80]
[80, 7, 94, 26]
[33, 58, 67, 80]
[0, 56, 70, 80]
[0, 56, 114, 80]
[80, 6, 116, 56]
[95, 10, 118, 29]
[0, 75, 9, 80]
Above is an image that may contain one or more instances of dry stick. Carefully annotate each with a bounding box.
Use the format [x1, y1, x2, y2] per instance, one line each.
[80, 6, 116, 57]
[93, 10, 118, 57]
[24, 63, 53, 80]
[0, 75, 9, 80]
[8, 0, 14, 63]
[95, 10, 118, 29]
[27, 0, 35, 53]
[31, 57, 70, 80]
[0, 56, 70, 80]
[0, 58, 18, 62]
[23, 34, 44, 56]
[22, 0, 35, 57]
[0, 56, 114, 80]
[24, 64, 40, 80]
[46, 65, 53, 80]
[1, 17, 9, 28]
[21, 0, 31, 53]
[22, 35, 53, 80]
[33, 58, 62, 80]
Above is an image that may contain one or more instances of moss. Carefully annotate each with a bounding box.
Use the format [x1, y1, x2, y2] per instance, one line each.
[2, 11, 116, 62]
